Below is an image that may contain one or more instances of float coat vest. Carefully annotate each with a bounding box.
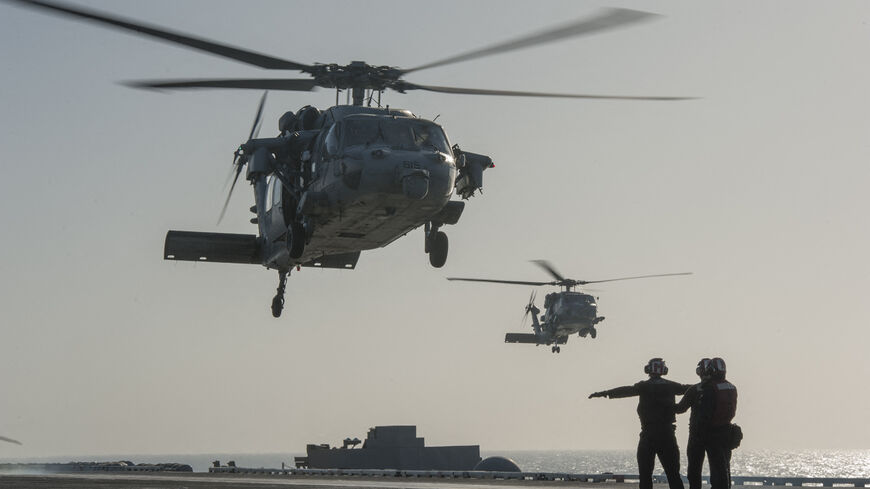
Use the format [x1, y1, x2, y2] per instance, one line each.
[709, 380, 737, 427]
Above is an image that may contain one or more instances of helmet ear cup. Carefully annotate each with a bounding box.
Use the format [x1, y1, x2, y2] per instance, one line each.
[645, 358, 667, 376]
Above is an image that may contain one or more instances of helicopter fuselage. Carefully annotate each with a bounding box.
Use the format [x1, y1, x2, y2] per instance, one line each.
[540, 291, 601, 338]
[256, 106, 466, 271]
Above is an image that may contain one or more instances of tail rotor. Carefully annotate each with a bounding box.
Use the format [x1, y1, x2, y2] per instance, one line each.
[522, 290, 537, 326]
[218, 91, 268, 224]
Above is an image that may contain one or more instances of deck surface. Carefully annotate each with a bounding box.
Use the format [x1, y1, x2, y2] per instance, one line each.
[0, 473, 651, 488]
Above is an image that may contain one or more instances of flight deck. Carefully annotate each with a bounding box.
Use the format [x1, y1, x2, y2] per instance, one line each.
[2, 472, 869, 489]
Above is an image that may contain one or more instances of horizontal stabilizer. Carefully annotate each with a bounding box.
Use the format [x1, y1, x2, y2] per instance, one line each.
[164, 230, 260, 264]
[505, 333, 567, 345]
[302, 251, 361, 270]
[505, 333, 541, 344]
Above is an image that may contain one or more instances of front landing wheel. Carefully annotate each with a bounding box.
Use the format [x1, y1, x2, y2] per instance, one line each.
[428, 231, 448, 268]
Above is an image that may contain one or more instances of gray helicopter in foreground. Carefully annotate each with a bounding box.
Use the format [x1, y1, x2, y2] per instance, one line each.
[448, 261, 691, 353]
[8, 1, 692, 317]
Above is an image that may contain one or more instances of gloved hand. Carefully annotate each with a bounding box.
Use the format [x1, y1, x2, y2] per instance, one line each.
[588, 391, 607, 399]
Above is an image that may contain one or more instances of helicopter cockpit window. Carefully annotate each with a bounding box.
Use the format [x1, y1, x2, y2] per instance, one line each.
[265, 176, 274, 210]
[563, 294, 595, 305]
[324, 123, 340, 157]
[343, 118, 450, 153]
[409, 121, 450, 153]
[266, 176, 281, 210]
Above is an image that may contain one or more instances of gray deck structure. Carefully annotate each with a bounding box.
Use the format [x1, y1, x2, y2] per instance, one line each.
[296, 425, 482, 471]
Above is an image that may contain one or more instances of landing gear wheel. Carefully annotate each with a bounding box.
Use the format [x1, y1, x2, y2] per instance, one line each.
[271, 270, 288, 318]
[428, 231, 448, 268]
[551, 346, 561, 353]
[271, 295, 284, 318]
[288, 221, 305, 259]
[590, 328, 597, 339]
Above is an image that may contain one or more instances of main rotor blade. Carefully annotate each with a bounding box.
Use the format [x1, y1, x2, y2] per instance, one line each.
[581, 272, 693, 285]
[447, 277, 552, 287]
[531, 260, 566, 282]
[0, 436, 22, 446]
[402, 8, 658, 75]
[123, 78, 319, 92]
[400, 82, 693, 101]
[7, 0, 314, 71]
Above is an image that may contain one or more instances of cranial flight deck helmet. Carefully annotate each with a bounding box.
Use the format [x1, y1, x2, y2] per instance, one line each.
[696, 358, 711, 377]
[706, 357, 727, 378]
[644, 358, 668, 376]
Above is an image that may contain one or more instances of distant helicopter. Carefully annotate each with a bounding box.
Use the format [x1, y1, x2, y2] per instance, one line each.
[8, 0, 692, 317]
[448, 261, 691, 353]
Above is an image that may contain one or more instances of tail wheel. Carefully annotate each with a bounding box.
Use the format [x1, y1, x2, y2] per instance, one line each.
[271, 295, 284, 318]
[428, 231, 448, 268]
[288, 221, 305, 259]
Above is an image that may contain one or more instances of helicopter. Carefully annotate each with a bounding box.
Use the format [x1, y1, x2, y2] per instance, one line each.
[448, 261, 691, 353]
[7, 0, 692, 317]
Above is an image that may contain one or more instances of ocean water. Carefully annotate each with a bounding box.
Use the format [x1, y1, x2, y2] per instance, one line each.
[2, 449, 868, 477]
[493, 449, 870, 478]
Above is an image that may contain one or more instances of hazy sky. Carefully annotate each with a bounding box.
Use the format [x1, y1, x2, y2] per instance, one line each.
[1, 1, 869, 459]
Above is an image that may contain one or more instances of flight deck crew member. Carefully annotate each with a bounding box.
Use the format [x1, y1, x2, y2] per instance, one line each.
[589, 358, 693, 489]
[695, 358, 737, 489]
[674, 358, 712, 489]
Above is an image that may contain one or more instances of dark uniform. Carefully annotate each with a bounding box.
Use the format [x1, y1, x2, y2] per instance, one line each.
[592, 377, 692, 489]
[675, 382, 706, 489]
[677, 365, 737, 489]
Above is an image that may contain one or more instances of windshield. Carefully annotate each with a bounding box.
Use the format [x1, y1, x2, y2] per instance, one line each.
[343, 118, 450, 153]
[563, 294, 595, 305]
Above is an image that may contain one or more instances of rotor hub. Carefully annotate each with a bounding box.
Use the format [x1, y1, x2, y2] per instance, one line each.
[308, 61, 403, 92]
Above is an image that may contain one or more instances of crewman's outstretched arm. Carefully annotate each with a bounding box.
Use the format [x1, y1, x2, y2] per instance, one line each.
[589, 384, 639, 399]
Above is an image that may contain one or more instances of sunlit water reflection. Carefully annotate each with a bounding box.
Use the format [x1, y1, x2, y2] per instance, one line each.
[491, 449, 870, 477]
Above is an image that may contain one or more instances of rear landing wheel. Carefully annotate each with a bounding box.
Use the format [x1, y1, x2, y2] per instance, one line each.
[551, 345, 561, 353]
[271, 270, 288, 318]
[428, 231, 448, 268]
[271, 295, 284, 318]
